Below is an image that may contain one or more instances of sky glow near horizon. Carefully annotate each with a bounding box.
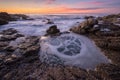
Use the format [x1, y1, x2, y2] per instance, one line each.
[0, 0, 120, 14]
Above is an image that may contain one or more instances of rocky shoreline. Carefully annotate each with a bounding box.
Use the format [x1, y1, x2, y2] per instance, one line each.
[0, 13, 120, 80]
[0, 12, 33, 25]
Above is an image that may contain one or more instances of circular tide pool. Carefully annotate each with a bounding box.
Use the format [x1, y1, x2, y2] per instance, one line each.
[39, 33, 109, 69]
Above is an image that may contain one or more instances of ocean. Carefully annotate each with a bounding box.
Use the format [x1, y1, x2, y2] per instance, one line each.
[0, 14, 106, 36]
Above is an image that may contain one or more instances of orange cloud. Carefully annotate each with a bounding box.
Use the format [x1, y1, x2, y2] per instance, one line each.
[0, 5, 119, 14]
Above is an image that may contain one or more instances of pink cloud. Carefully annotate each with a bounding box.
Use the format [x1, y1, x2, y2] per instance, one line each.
[45, 0, 56, 4]
[78, 1, 104, 6]
[91, 1, 104, 5]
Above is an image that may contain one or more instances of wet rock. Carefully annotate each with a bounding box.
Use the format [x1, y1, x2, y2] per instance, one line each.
[11, 14, 32, 20]
[0, 18, 8, 25]
[0, 34, 23, 41]
[0, 28, 18, 35]
[57, 46, 65, 52]
[5, 46, 17, 52]
[18, 36, 40, 56]
[80, 18, 98, 28]
[3, 54, 22, 65]
[0, 41, 9, 51]
[46, 25, 60, 35]
[101, 14, 120, 24]
[3, 72, 13, 80]
[87, 18, 98, 27]
[0, 41, 9, 47]
[22, 45, 40, 56]
[84, 16, 95, 19]
[0, 28, 24, 41]
[0, 35, 17, 41]
[0, 12, 32, 25]
[96, 64, 120, 80]
[70, 18, 98, 34]
[0, 12, 13, 21]
[46, 19, 54, 24]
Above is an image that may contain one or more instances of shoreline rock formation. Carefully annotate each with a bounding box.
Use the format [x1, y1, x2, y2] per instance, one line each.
[70, 18, 98, 34]
[0, 13, 120, 80]
[46, 25, 60, 36]
[0, 12, 33, 25]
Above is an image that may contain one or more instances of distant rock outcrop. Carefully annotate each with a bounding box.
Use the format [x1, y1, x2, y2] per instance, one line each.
[0, 18, 8, 25]
[46, 25, 60, 35]
[46, 19, 54, 24]
[0, 12, 33, 25]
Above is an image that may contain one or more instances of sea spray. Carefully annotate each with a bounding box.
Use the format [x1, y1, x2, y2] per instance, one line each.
[39, 33, 109, 69]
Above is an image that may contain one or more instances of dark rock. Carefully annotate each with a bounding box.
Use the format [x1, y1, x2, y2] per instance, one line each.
[11, 14, 31, 20]
[0, 18, 8, 25]
[101, 14, 120, 24]
[46, 19, 54, 24]
[0, 12, 12, 21]
[4, 54, 22, 65]
[3, 72, 13, 80]
[0, 28, 24, 41]
[57, 46, 65, 52]
[18, 36, 40, 56]
[70, 18, 98, 34]
[0, 34, 18, 41]
[21, 45, 40, 56]
[46, 25, 60, 35]
[0, 41, 9, 51]
[5, 46, 17, 52]
[84, 16, 95, 19]
[0, 28, 18, 35]
[96, 64, 120, 80]
[0, 12, 32, 25]
[0, 41, 9, 47]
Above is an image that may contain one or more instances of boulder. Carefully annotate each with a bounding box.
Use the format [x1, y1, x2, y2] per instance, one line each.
[87, 18, 98, 27]
[70, 18, 98, 34]
[46, 19, 54, 24]
[46, 25, 60, 35]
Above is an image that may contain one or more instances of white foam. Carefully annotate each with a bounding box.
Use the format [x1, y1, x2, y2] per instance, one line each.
[39, 33, 109, 69]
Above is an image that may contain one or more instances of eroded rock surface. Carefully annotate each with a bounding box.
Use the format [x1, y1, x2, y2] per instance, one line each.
[70, 18, 98, 34]
[0, 18, 120, 80]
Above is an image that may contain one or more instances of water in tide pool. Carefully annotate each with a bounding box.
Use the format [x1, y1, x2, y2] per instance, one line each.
[0, 14, 105, 36]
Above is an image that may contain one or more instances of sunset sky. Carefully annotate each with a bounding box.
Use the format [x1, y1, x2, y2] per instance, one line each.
[0, 0, 120, 14]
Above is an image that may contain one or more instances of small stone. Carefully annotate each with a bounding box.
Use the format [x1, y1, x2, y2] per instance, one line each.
[64, 51, 73, 56]
[57, 46, 65, 52]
